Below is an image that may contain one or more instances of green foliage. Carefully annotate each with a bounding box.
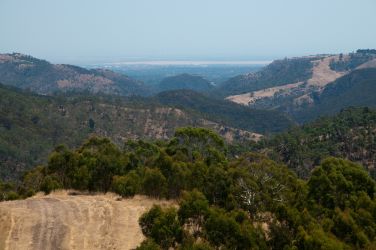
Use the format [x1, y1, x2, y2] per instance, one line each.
[0, 181, 19, 201]
[0, 83, 291, 181]
[308, 158, 376, 210]
[136, 239, 162, 250]
[204, 207, 266, 250]
[6, 127, 376, 249]
[78, 137, 127, 192]
[230, 153, 303, 216]
[305, 158, 376, 248]
[140, 191, 267, 250]
[20, 166, 45, 196]
[111, 171, 141, 197]
[178, 190, 209, 226]
[264, 107, 376, 178]
[142, 168, 168, 198]
[139, 205, 183, 249]
[40, 175, 62, 194]
[168, 127, 226, 165]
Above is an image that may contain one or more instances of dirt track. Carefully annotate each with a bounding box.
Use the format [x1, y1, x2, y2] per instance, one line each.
[0, 191, 173, 250]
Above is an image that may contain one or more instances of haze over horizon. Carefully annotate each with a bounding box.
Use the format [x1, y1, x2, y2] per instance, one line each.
[1, 0, 376, 64]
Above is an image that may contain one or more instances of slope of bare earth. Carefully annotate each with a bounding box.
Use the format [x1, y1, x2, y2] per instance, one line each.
[226, 82, 303, 105]
[307, 55, 347, 87]
[0, 191, 174, 250]
[226, 55, 348, 106]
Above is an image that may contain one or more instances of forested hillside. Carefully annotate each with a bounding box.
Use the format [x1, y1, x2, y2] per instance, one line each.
[260, 107, 376, 178]
[0, 85, 277, 180]
[1, 128, 375, 249]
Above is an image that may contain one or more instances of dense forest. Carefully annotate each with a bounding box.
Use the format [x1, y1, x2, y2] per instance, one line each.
[260, 107, 376, 179]
[1, 84, 292, 180]
[1, 126, 376, 249]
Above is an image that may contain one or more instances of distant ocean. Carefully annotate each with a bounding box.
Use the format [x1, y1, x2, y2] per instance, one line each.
[99, 60, 271, 66]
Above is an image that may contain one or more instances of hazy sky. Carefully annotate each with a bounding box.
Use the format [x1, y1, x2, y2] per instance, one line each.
[0, 0, 375, 63]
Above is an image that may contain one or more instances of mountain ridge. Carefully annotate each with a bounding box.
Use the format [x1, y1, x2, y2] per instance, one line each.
[0, 53, 149, 96]
[223, 51, 376, 122]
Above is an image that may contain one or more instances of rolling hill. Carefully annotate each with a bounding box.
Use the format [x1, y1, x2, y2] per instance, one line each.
[223, 50, 376, 123]
[156, 73, 213, 92]
[0, 53, 149, 96]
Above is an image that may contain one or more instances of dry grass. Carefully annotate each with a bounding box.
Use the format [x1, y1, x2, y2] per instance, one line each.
[226, 82, 303, 105]
[0, 191, 175, 250]
[307, 55, 347, 87]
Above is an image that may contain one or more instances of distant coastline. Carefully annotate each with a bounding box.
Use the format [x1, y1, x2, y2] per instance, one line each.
[95, 60, 271, 66]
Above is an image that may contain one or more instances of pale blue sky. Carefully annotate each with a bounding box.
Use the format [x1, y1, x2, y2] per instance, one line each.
[0, 0, 375, 63]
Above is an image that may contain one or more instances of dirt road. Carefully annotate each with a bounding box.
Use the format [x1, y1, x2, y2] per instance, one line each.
[0, 191, 173, 250]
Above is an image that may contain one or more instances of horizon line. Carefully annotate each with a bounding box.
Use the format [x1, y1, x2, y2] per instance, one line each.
[91, 60, 272, 66]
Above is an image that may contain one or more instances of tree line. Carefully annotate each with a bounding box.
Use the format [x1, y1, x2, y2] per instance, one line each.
[1, 127, 375, 249]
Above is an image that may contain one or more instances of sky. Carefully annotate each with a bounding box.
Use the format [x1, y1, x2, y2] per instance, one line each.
[0, 0, 375, 64]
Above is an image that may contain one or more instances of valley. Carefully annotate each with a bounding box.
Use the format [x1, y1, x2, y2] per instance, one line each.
[2, 1, 376, 249]
[2, 50, 376, 180]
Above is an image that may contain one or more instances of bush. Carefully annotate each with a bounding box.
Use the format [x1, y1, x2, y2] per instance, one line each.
[136, 239, 161, 250]
[5, 191, 19, 200]
[112, 171, 141, 197]
[142, 168, 167, 198]
[40, 176, 62, 194]
[139, 205, 182, 249]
